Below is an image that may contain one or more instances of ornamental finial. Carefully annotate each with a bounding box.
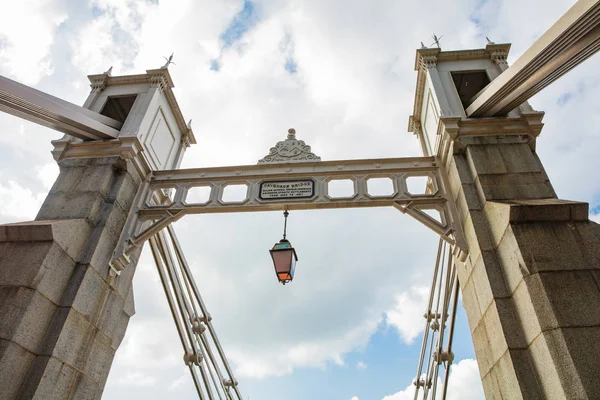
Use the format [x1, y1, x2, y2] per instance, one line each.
[430, 33, 443, 48]
[258, 128, 321, 164]
[162, 53, 175, 69]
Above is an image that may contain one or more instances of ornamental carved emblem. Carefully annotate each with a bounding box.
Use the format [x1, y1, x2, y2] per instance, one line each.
[257, 129, 321, 164]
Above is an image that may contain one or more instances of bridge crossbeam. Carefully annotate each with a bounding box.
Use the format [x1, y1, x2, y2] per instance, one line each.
[142, 156, 443, 217]
[110, 157, 464, 272]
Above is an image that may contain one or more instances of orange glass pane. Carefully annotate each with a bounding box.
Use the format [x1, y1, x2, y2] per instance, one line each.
[278, 272, 292, 281]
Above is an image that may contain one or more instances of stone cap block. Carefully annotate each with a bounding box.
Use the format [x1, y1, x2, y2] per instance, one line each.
[488, 199, 588, 224]
[0, 219, 91, 261]
[0, 221, 55, 242]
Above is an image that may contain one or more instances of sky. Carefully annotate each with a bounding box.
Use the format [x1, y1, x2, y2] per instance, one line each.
[0, 0, 599, 399]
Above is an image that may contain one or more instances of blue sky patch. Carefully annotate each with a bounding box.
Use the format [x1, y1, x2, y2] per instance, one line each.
[220, 1, 258, 48]
[557, 92, 573, 105]
[469, 0, 495, 33]
[210, 59, 220, 72]
[284, 57, 298, 74]
[91, 5, 105, 18]
[470, 15, 482, 25]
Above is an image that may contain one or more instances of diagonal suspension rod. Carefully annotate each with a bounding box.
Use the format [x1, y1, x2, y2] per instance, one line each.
[148, 227, 243, 399]
[412, 238, 460, 400]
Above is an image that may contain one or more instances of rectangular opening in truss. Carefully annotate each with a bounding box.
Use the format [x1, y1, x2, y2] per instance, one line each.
[406, 176, 428, 195]
[186, 186, 212, 205]
[366, 177, 395, 197]
[327, 179, 355, 198]
[221, 184, 248, 203]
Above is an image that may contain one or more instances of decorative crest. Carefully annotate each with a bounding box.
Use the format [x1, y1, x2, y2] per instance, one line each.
[258, 128, 321, 164]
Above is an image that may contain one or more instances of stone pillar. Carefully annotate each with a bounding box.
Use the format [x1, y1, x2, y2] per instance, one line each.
[0, 156, 142, 399]
[445, 131, 600, 399]
[0, 65, 193, 399]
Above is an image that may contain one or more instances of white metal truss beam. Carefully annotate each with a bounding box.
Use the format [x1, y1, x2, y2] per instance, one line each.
[0, 74, 121, 140]
[142, 157, 443, 216]
[466, 0, 600, 117]
[110, 157, 467, 272]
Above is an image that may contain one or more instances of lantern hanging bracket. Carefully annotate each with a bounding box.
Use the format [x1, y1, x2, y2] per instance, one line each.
[282, 210, 289, 240]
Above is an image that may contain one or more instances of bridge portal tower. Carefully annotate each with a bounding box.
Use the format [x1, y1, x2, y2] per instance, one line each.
[409, 43, 600, 399]
[0, 67, 194, 398]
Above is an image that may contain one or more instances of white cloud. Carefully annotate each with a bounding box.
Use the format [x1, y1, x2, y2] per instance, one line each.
[226, 310, 383, 378]
[167, 374, 189, 391]
[356, 361, 367, 370]
[107, 260, 182, 371]
[0, 0, 67, 84]
[113, 371, 157, 387]
[36, 162, 59, 190]
[0, 180, 45, 223]
[381, 359, 484, 400]
[445, 359, 484, 400]
[385, 286, 430, 344]
[382, 386, 413, 400]
[114, 318, 182, 370]
[351, 396, 359, 400]
[69, 0, 155, 75]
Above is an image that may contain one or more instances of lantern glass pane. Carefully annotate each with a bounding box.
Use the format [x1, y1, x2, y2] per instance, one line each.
[272, 249, 292, 273]
[278, 272, 292, 281]
[289, 256, 296, 279]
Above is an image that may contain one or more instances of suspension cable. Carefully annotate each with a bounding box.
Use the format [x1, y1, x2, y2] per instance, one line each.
[167, 225, 243, 399]
[413, 239, 459, 400]
[149, 226, 244, 400]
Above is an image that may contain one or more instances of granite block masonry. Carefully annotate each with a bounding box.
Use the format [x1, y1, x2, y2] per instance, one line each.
[0, 157, 142, 400]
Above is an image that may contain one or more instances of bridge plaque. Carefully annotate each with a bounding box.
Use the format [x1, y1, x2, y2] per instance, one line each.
[259, 179, 315, 200]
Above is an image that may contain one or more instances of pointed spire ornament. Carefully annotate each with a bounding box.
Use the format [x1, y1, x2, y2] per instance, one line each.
[162, 53, 176, 69]
[430, 33, 443, 48]
[421, 41, 427, 49]
[258, 128, 321, 164]
[486, 36, 495, 44]
[104, 66, 113, 76]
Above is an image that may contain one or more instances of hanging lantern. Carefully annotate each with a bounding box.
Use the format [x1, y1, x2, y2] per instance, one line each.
[269, 211, 298, 285]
